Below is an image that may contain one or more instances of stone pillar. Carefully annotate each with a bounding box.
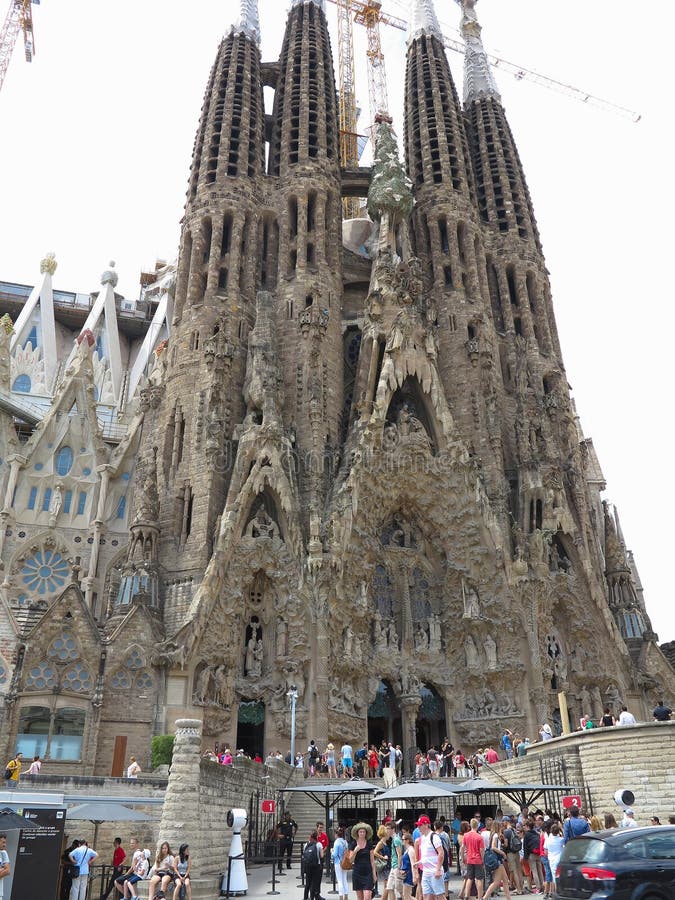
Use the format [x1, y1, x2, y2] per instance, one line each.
[158, 719, 203, 869]
[400, 694, 421, 777]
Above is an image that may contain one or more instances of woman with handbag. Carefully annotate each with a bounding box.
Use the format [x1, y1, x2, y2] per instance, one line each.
[482, 823, 511, 900]
[172, 844, 191, 900]
[332, 826, 350, 900]
[148, 842, 175, 899]
[348, 823, 376, 900]
[372, 824, 390, 898]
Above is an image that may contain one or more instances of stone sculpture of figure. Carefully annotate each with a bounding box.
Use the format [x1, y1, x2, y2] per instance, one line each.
[358, 581, 369, 611]
[248, 506, 277, 539]
[195, 665, 213, 703]
[245, 636, 256, 675]
[387, 620, 399, 650]
[214, 665, 228, 707]
[250, 639, 263, 676]
[343, 625, 354, 657]
[484, 633, 497, 670]
[462, 581, 481, 619]
[352, 635, 363, 666]
[428, 614, 441, 652]
[415, 623, 429, 652]
[482, 687, 497, 715]
[276, 619, 288, 658]
[374, 616, 388, 652]
[49, 484, 63, 519]
[465, 635, 480, 670]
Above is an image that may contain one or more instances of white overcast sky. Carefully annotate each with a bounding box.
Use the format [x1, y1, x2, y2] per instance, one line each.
[0, 1, 673, 642]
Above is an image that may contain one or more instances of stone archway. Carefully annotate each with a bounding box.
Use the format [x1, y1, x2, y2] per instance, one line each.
[236, 699, 265, 757]
[367, 679, 402, 749]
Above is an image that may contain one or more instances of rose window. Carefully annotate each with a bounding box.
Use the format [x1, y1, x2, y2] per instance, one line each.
[110, 670, 131, 689]
[25, 662, 58, 690]
[62, 664, 92, 693]
[125, 648, 144, 670]
[21, 549, 69, 595]
[135, 672, 153, 690]
[48, 633, 79, 661]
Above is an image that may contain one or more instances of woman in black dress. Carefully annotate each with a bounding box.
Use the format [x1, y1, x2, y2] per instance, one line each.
[348, 823, 376, 900]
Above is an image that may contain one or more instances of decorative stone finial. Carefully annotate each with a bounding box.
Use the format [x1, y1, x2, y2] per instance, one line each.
[291, 0, 325, 11]
[40, 252, 57, 275]
[0, 313, 14, 336]
[101, 260, 119, 288]
[456, 0, 501, 104]
[367, 120, 414, 224]
[233, 0, 261, 45]
[407, 0, 443, 46]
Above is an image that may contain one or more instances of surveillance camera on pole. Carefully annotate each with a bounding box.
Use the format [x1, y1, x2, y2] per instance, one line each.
[220, 808, 248, 895]
[287, 685, 298, 764]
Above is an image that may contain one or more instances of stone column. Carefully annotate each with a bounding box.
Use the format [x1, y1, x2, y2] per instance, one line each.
[400, 693, 421, 777]
[158, 718, 203, 870]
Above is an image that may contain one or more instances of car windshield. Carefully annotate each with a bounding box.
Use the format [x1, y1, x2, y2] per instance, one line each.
[561, 838, 607, 864]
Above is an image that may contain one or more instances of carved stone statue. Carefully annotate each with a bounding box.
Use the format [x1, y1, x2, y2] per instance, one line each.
[374, 617, 387, 652]
[248, 507, 277, 539]
[276, 619, 288, 658]
[343, 626, 354, 657]
[250, 638, 263, 676]
[428, 614, 441, 652]
[195, 665, 213, 703]
[484, 634, 497, 670]
[49, 484, 63, 519]
[245, 636, 256, 675]
[387, 620, 399, 650]
[462, 581, 481, 619]
[414, 623, 429, 652]
[465, 635, 480, 670]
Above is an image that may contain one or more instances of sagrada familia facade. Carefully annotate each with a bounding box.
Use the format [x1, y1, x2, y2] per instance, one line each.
[0, 0, 673, 774]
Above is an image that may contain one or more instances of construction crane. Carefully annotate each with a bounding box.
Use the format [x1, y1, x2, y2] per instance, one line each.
[0, 0, 39, 93]
[327, 0, 641, 155]
[337, 0, 361, 218]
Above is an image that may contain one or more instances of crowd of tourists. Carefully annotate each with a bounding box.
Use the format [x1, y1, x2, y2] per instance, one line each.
[293, 801, 675, 900]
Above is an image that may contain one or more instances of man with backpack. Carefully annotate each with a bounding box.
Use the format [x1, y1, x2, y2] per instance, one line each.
[307, 742, 321, 777]
[302, 832, 325, 900]
[3, 753, 22, 783]
[433, 821, 452, 899]
[502, 817, 523, 893]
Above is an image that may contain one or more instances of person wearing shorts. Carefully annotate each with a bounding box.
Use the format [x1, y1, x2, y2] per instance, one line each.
[416, 815, 445, 900]
[341, 743, 353, 777]
[461, 819, 485, 899]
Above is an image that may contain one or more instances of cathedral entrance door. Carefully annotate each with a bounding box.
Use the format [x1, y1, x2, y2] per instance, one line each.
[415, 684, 447, 751]
[236, 700, 265, 757]
[367, 680, 402, 748]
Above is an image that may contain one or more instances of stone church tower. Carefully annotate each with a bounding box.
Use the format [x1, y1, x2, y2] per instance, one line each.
[2, 0, 673, 771]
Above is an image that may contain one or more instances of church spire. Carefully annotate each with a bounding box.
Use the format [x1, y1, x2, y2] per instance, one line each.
[407, 0, 443, 46]
[233, 0, 260, 45]
[457, 0, 500, 104]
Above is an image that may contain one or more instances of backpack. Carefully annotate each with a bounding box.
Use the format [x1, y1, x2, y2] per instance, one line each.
[309, 745, 319, 760]
[431, 833, 450, 872]
[507, 829, 522, 853]
[303, 842, 319, 866]
[3, 765, 12, 780]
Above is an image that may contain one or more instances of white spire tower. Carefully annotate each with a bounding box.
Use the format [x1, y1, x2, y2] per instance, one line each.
[234, 0, 261, 44]
[407, 0, 443, 46]
[457, 0, 501, 104]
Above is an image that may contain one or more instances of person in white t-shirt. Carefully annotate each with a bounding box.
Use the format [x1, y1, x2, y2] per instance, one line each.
[126, 756, 141, 778]
[341, 744, 353, 777]
[0, 833, 11, 900]
[617, 706, 637, 726]
[620, 809, 639, 829]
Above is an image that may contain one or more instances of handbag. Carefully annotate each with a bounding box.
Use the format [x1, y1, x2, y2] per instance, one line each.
[65, 864, 81, 879]
[340, 849, 353, 871]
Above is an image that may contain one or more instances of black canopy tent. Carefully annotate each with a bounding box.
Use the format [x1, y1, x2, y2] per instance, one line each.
[453, 777, 574, 810]
[279, 778, 380, 840]
[372, 780, 458, 827]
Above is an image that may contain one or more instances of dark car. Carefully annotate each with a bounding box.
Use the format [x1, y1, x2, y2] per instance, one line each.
[555, 825, 675, 899]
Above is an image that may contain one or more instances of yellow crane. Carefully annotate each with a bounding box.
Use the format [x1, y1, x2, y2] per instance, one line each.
[0, 0, 39, 93]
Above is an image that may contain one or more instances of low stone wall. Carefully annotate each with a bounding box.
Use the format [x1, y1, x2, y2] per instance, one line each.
[489, 721, 675, 823]
[158, 719, 303, 899]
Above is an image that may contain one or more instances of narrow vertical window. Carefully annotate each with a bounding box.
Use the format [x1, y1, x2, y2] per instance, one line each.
[27, 486, 38, 510]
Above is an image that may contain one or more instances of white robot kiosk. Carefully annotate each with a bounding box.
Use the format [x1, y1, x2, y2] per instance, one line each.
[221, 807, 249, 895]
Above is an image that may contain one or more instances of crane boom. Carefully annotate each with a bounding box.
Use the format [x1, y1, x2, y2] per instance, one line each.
[337, 0, 361, 217]
[327, 0, 641, 124]
[0, 0, 36, 93]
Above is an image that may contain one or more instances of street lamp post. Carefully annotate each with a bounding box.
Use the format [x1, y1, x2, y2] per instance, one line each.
[287, 685, 298, 764]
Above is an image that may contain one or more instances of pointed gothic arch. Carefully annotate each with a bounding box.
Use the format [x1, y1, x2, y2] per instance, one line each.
[384, 375, 440, 454]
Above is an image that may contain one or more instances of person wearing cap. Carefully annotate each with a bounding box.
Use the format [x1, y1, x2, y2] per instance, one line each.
[620, 809, 638, 829]
[348, 823, 376, 900]
[415, 815, 445, 900]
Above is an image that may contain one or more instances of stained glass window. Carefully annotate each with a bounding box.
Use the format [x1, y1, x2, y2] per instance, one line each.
[55, 446, 74, 476]
[12, 374, 31, 393]
[42, 488, 52, 512]
[62, 664, 92, 693]
[373, 564, 394, 618]
[21, 548, 69, 595]
[27, 486, 38, 510]
[25, 662, 58, 690]
[410, 568, 432, 622]
[125, 648, 144, 670]
[47, 633, 79, 661]
[135, 672, 153, 690]
[77, 492, 87, 515]
[110, 670, 131, 690]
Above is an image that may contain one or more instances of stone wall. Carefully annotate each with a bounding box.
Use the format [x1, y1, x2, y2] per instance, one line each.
[490, 721, 675, 823]
[158, 719, 303, 899]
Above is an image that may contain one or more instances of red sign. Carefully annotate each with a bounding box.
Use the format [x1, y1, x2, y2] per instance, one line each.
[261, 799, 276, 814]
[562, 795, 582, 809]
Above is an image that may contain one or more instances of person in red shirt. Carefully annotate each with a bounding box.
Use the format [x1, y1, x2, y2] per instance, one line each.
[484, 747, 499, 765]
[316, 822, 329, 852]
[461, 819, 485, 900]
[102, 837, 126, 899]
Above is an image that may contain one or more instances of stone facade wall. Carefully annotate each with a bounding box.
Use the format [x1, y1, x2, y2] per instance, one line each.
[490, 721, 675, 823]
